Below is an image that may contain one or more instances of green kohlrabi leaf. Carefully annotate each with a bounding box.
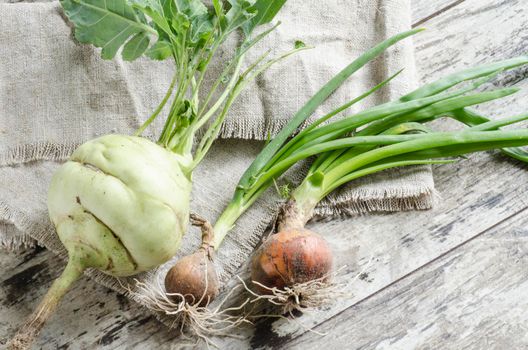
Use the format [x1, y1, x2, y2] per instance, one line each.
[122, 32, 150, 60]
[175, 0, 208, 19]
[161, 0, 177, 20]
[60, 0, 156, 60]
[146, 40, 173, 60]
[129, 0, 173, 37]
[225, 0, 256, 33]
[189, 13, 213, 44]
[169, 11, 190, 35]
[245, 0, 286, 34]
[173, 0, 213, 45]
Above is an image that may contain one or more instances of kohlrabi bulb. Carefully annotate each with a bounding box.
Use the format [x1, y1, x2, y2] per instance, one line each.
[47, 134, 192, 276]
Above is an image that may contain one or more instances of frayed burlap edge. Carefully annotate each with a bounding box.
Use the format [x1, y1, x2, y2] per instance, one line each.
[0, 223, 36, 251]
[315, 185, 437, 218]
[215, 115, 293, 141]
[0, 142, 81, 167]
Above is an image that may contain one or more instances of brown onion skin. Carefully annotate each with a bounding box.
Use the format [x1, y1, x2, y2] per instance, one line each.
[164, 250, 219, 306]
[251, 228, 333, 293]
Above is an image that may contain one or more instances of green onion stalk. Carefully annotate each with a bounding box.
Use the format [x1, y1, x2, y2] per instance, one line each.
[164, 29, 528, 311]
[8, 0, 297, 348]
[163, 28, 424, 304]
[245, 122, 528, 313]
[247, 74, 528, 307]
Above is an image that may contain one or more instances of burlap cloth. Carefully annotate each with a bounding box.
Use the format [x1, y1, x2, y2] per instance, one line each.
[0, 0, 434, 321]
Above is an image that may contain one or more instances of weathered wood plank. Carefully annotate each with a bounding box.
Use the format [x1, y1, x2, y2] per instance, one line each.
[411, 0, 466, 27]
[0, 245, 47, 279]
[0, 249, 178, 349]
[285, 209, 528, 349]
[414, 0, 528, 85]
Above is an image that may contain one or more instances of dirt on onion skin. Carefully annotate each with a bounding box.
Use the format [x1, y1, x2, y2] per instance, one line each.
[164, 250, 219, 306]
[251, 228, 333, 293]
[164, 214, 219, 307]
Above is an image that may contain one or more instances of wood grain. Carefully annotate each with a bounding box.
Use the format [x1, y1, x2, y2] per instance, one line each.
[285, 209, 528, 349]
[0, 249, 178, 349]
[412, 0, 466, 27]
[413, 0, 528, 85]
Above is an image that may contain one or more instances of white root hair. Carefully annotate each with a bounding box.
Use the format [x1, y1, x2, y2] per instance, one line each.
[124, 277, 252, 348]
[240, 267, 349, 316]
[242, 257, 374, 316]
[118, 214, 255, 348]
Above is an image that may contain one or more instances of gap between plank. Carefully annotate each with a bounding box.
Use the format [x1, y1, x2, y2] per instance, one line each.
[281, 205, 528, 347]
[413, 0, 466, 28]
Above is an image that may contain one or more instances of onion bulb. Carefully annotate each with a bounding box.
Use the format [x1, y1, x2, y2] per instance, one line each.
[251, 228, 332, 293]
[164, 214, 219, 306]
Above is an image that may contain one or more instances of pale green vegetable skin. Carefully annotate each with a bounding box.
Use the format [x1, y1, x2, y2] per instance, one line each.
[8, 135, 195, 350]
[48, 134, 192, 276]
[8, 0, 290, 347]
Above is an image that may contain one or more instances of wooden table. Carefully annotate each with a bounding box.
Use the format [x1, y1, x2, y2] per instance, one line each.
[2, 0, 527, 348]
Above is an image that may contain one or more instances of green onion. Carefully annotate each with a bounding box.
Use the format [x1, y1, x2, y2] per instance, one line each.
[213, 55, 528, 308]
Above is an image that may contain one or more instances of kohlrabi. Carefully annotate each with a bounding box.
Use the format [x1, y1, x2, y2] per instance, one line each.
[8, 0, 295, 348]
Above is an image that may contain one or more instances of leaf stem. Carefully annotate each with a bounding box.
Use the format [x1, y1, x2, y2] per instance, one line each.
[234, 28, 425, 192]
[322, 129, 528, 196]
[135, 70, 178, 136]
